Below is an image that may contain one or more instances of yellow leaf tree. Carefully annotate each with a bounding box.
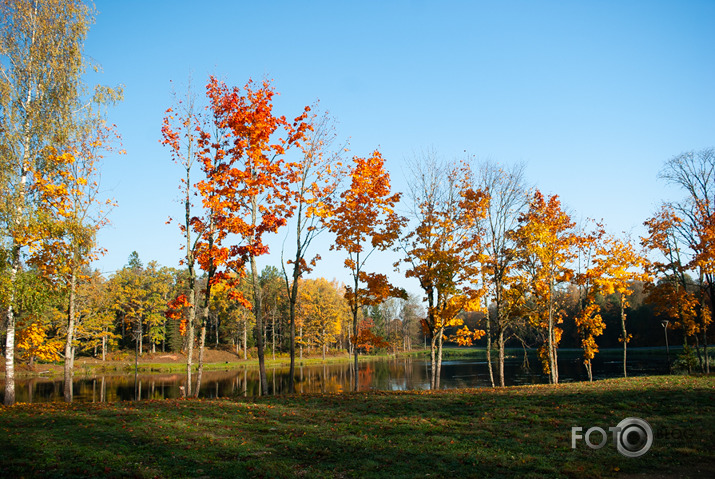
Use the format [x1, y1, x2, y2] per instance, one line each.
[573, 221, 606, 381]
[593, 234, 650, 378]
[399, 154, 489, 389]
[0, 0, 99, 405]
[297, 278, 348, 360]
[17, 322, 62, 366]
[514, 190, 577, 384]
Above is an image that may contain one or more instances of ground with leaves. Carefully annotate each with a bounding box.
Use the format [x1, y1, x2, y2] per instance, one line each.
[0, 375, 712, 478]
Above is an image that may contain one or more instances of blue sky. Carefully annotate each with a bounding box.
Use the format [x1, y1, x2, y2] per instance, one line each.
[84, 0, 715, 295]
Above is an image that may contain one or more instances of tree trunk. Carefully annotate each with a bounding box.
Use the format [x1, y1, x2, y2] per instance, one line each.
[195, 325, 206, 398]
[243, 317, 248, 360]
[3, 248, 21, 406]
[551, 332, 559, 384]
[352, 308, 359, 391]
[186, 287, 196, 397]
[547, 284, 558, 385]
[251, 254, 268, 395]
[352, 257, 360, 392]
[436, 328, 443, 390]
[497, 328, 506, 387]
[289, 291, 297, 393]
[486, 306, 495, 388]
[138, 319, 143, 357]
[429, 334, 437, 390]
[64, 268, 78, 402]
[620, 296, 628, 378]
[272, 308, 276, 361]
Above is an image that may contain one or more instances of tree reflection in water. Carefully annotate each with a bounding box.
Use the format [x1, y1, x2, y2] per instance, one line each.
[2, 353, 669, 403]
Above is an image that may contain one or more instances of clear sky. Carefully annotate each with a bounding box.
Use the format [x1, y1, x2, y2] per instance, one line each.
[84, 0, 715, 295]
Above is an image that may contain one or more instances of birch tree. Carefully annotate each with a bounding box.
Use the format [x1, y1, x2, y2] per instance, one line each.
[1, 0, 94, 405]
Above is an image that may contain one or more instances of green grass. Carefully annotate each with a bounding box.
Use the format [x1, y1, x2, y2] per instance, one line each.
[1, 375, 713, 478]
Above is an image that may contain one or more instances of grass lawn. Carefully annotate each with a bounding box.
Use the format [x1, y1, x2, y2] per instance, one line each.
[0, 375, 712, 478]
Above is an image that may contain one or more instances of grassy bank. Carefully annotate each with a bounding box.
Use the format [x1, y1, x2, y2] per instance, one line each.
[10, 349, 410, 378]
[1, 375, 712, 478]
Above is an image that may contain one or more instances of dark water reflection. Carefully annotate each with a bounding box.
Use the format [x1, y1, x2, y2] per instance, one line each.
[2, 350, 670, 403]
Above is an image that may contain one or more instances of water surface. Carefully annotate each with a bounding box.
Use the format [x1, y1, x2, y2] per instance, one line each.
[1, 349, 671, 403]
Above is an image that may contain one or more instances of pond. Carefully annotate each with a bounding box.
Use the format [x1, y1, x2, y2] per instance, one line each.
[1, 348, 671, 403]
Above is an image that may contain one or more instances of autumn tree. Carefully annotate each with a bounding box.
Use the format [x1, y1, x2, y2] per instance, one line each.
[1, 266, 62, 361]
[0, 0, 102, 405]
[573, 221, 606, 381]
[399, 154, 488, 388]
[281, 107, 345, 391]
[298, 277, 347, 359]
[110, 253, 174, 359]
[514, 190, 577, 384]
[658, 148, 715, 372]
[198, 76, 311, 394]
[327, 150, 405, 390]
[476, 160, 529, 386]
[33, 97, 121, 402]
[354, 317, 389, 354]
[592, 234, 650, 378]
[398, 293, 424, 352]
[210, 271, 254, 358]
[73, 269, 118, 361]
[642, 206, 706, 371]
[17, 322, 62, 366]
[162, 82, 211, 396]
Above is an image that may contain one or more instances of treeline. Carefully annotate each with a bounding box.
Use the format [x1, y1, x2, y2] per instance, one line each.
[1, 1, 713, 406]
[395, 152, 714, 388]
[4, 251, 425, 364]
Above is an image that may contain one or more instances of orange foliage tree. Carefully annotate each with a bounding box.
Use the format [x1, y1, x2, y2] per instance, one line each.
[514, 190, 577, 384]
[196, 76, 311, 394]
[327, 150, 405, 390]
[642, 206, 708, 371]
[354, 317, 389, 354]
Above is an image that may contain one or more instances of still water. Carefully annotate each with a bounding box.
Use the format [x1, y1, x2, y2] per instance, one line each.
[2, 349, 670, 404]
